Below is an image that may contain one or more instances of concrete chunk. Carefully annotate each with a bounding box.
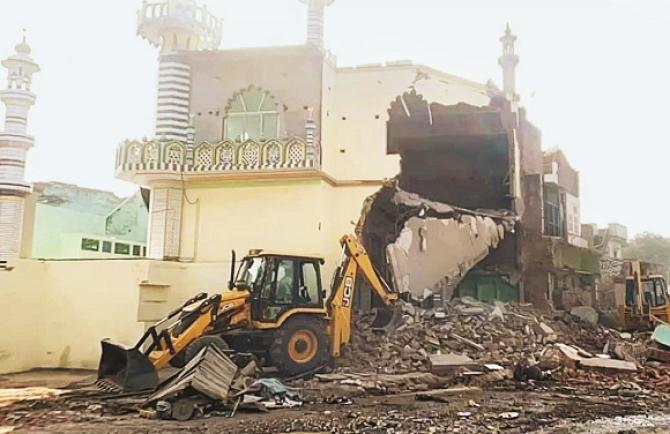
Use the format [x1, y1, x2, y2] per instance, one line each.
[579, 358, 637, 372]
[570, 306, 598, 325]
[429, 353, 478, 376]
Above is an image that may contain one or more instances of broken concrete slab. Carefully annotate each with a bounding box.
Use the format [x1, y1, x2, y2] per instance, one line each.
[429, 353, 478, 376]
[579, 358, 637, 372]
[570, 306, 599, 325]
[484, 363, 505, 372]
[555, 343, 586, 368]
[450, 333, 486, 352]
[359, 184, 515, 303]
[534, 322, 558, 343]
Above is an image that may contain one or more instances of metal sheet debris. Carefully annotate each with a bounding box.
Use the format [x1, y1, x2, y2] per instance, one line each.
[146, 344, 238, 404]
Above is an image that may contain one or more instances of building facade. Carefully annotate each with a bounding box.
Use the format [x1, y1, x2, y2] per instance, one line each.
[28, 182, 148, 259]
[115, 0, 494, 280]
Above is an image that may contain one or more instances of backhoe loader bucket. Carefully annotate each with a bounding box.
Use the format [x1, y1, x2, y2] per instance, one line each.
[370, 305, 403, 334]
[97, 340, 158, 392]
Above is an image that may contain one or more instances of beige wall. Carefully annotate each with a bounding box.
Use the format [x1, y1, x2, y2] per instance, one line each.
[173, 45, 324, 143]
[0, 259, 229, 374]
[178, 178, 379, 281]
[0, 259, 147, 373]
[323, 64, 490, 181]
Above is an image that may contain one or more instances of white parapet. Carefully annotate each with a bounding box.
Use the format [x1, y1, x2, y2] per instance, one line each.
[137, 0, 223, 51]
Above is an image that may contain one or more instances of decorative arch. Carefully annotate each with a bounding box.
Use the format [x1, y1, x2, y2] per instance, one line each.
[216, 141, 236, 166]
[194, 142, 214, 166]
[224, 85, 280, 141]
[142, 142, 159, 164]
[126, 142, 142, 164]
[164, 142, 185, 165]
[262, 140, 282, 166]
[285, 139, 306, 165]
[239, 141, 261, 167]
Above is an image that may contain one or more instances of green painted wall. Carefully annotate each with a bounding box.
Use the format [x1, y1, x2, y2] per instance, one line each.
[30, 190, 148, 260]
[31, 205, 106, 258]
[456, 272, 520, 303]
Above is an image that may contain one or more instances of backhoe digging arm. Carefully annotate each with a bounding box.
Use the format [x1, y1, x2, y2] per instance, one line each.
[327, 234, 399, 357]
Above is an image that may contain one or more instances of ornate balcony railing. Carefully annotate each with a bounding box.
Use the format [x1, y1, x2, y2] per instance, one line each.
[137, 0, 223, 50]
[115, 137, 318, 179]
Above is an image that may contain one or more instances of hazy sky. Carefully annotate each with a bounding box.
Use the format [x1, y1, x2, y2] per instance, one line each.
[0, 0, 668, 237]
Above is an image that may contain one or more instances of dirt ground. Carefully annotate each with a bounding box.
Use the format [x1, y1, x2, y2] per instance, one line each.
[2, 369, 670, 433]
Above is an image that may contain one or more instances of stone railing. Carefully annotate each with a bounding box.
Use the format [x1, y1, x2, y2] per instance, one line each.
[137, 0, 223, 49]
[115, 137, 318, 177]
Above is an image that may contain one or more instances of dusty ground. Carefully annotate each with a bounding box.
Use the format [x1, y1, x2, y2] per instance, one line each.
[2, 370, 670, 433]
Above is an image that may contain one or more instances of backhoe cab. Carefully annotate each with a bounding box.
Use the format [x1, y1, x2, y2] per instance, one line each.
[620, 260, 670, 330]
[97, 235, 400, 392]
[232, 251, 328, 324]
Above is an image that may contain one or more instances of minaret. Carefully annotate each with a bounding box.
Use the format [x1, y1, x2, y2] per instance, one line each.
[299, 0, 334, 49]
[136, 1, 222, 260]
[137, 0, 223, 142]
[498, 23, 519, 99]
[0, 34, 40, 261]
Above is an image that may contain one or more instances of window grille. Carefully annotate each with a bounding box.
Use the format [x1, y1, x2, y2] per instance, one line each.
[225, 88, 279, 141]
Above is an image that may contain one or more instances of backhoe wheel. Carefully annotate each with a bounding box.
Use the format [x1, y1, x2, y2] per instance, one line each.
[184, 335, 229, 364]
[270, 316, 328, 377]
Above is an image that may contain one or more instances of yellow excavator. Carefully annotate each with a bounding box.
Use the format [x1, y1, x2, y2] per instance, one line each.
[620, 260, 670, 330]
[98, 235, 401, 391]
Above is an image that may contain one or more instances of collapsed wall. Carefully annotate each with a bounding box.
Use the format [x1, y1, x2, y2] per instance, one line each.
[357, 90, 520, 305]
[359, 182, 515, 304]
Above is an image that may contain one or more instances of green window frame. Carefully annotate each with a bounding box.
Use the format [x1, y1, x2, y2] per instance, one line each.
[81, 238, 100, 252]
[114, 243, 130, 255]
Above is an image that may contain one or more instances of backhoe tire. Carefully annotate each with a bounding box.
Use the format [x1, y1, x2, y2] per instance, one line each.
[270, 316, 329, 377]
[184, 335, 229, 365]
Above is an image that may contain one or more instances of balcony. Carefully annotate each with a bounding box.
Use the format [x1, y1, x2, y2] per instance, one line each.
[115, 137, 318, 183]
[137, 0, 223, 50]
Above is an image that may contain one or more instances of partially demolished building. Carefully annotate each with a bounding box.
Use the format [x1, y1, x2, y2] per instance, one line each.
[358, 83, 602, 311]
[359, 91, 520, 306]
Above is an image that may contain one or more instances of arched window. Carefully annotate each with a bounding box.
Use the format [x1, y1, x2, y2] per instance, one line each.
[224, 88, 279, 141]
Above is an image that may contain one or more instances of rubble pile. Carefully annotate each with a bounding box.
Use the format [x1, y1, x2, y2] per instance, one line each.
[140, 346, 302, 421]
[335, 297, 661, 390]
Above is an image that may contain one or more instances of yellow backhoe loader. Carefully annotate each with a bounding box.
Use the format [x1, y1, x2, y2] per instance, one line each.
[98, 235, 400, 391]
[620, 260, 670, 330]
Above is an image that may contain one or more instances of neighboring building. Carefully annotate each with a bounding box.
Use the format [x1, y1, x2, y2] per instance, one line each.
[29, 182, 148, 259]
[542, 148, 587, 248]
[595, 223, 628, 259]
[0, 35, 39, 263]
[526, 148, 600, 310]
[583, 222, 628, 309]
